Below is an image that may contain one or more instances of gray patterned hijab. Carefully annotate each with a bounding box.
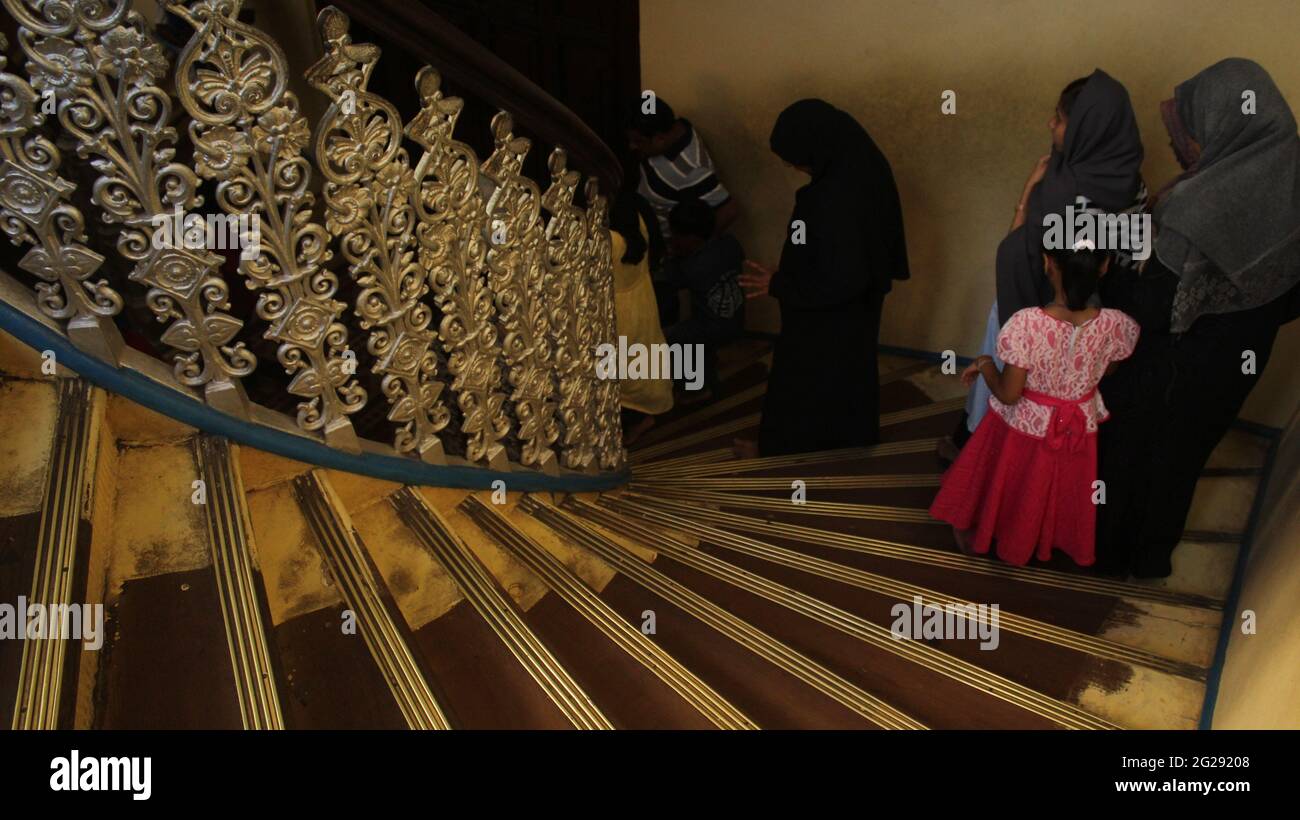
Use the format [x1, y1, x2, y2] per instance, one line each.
[1154, 58, 1300, 332]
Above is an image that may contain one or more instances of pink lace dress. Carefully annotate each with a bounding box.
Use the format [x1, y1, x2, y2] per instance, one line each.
[930, 307, 1140, 566]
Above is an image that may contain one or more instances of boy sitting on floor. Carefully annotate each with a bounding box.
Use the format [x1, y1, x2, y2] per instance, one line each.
[664, 199, 746, 400]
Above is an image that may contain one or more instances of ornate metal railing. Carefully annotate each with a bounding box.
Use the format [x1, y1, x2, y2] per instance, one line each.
[0, 0, 626, 489]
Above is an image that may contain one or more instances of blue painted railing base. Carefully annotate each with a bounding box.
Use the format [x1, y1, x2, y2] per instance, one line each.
[0, 300, 630, 492]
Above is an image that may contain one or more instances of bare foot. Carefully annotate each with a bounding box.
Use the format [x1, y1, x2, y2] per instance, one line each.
[624, 414, 656, 446]
[732, 438, 759, 459]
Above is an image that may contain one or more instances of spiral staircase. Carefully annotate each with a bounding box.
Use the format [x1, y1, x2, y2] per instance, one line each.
[0, 1, 1263, 730]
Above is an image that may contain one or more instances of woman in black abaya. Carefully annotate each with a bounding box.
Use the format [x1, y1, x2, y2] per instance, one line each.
[740, 99, 910, 456]
[1097, 59, 1300, 577]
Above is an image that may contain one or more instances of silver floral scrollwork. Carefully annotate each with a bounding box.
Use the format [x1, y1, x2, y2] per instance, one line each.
[0, 31, 122, 363]
[406, 67, 511, 469]
[307, 8, 449, 463]
[583, 179, 625, 470]
[168, 0, 366, 450]
[3, 0, 255, 412]
[481, 111, 559, 473]
[540, 147, 597, 471]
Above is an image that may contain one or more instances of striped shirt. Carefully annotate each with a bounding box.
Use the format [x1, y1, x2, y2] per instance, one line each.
[637, 119, 731, 239]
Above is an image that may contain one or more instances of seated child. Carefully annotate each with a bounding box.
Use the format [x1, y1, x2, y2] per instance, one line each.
[663, 199, 746, 398]
[929, 240, 1139, 567]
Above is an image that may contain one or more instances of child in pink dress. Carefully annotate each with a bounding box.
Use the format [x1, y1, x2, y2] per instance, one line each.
[930, 242, 1139, 566]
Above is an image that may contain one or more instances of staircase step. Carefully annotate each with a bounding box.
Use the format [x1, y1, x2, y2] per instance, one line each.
[292, 472, 451, 729]
[564, 498, 1118, 729]
[8, 379, 99, 729]
[193, 436, 285, 729]
[608, 494, 1224, 610]
[390, 487, 612, 729]
[458, 493, 756, 729]
[519, 496, 927, 729]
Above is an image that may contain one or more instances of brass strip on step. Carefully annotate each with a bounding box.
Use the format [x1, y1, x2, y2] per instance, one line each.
[517, 496, 927, 729]
[632, 359, 929, 454]
[880, 360, 935, 384]
[565, 498, 1118, 729]
[633, 438, 943, 478]
[629, 413, 760, 464]
[457, 495, 757, 729]
[390, 488, 612, 730]
[632, 474, 944, 490]
[879, 395, 967, 426]
[633, 448, 735, 473]
[631, 396, 964, 466]
[291, 473, 451, 730]
[12, 379, 95, 730]
[630, 487, 938, 523]
[605, 495, 1207, 681]
[634, 384, 767, 449]
[634, 439, 941, 478]
[606, 494, 1224, 611]
[193, 437, 286, 730]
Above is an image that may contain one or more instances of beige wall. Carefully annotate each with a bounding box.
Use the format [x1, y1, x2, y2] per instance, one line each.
[640, 0, 1300, 426]
[1213, 407, 1300, 728]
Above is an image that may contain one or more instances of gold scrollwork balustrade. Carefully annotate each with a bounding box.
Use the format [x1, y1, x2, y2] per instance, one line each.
[168, 0, 366, 450]
[2, 0, 256, 415]
[0, 0, 624, 472]
[307, 7, 450, 463]
[0, 31, 121, 363]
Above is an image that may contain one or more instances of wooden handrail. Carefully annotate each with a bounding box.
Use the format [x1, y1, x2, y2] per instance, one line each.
[329, 0, 622, 195]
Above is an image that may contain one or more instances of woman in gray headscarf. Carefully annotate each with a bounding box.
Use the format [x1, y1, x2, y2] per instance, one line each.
[1097, 58, 1300, 578]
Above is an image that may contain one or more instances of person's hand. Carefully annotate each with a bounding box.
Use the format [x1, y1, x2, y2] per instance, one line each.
[961, 357, 989, 387]
[1024, 154, 1051, 193]
[740, 260, 775, 299]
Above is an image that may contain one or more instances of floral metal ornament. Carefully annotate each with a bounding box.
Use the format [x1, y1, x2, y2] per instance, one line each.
[583, 179, 625, 470]
[481, 111, 559, 473]
[3, 0, 255, 413]
[541, 147, 597, 471]
[406, 67, 510, 469]
[0, 31, 122, 363]
[307, 8, 449, 463]
[168, 0, 366, 450]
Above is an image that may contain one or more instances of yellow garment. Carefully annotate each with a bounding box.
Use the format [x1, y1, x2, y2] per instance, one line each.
[611, 217, 674, 415]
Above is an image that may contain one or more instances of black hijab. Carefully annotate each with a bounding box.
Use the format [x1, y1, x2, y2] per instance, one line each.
[996, 69, 1144, 325]
[1154, 58, 1300, 332]
[769, 99, 910, 296]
